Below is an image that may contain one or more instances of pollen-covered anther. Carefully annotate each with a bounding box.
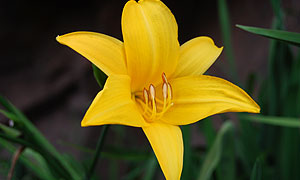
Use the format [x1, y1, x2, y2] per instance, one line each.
[149, 84, 157, 121]
[162, 72, 168, 83]
[143, 88, 149, 104]
[149, 84, 156, 100]
[162, 83, 168, 99]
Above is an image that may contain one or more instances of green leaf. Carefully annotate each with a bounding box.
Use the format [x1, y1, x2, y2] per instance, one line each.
[92, 64, 107, 89]
[0, 133, 34, 148]
[143, 156, 157, 180]
[197, 121, 234, 180]
[270, 0, 284, 26]
[250, 157, 263, 180]
[0, 95, 82, 179]
[121, 163, 145, 180]
[216, 121, 235, 180]
[0, 123, 21, 137]
[279, 128, 299, 179]
[0, 109, 18, 121]
[199, 118, 216, 149]
[296, 52, 300, 115]
[236, 116, 260, 176]
[0, 138, 56, 180]
[236, 25, 300, 47]
[218, 0, 239, 83]
[240, 114, 300, 128]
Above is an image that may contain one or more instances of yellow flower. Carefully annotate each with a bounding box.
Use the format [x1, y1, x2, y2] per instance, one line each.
[57, 0, 260, 179]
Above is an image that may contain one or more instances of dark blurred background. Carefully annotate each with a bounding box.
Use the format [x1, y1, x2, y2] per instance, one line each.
[0, 0, 299, 179]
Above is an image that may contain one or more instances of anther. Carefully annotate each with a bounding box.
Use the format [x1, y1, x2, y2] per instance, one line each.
[162, 83, 168, 99]
[149, 84, 156, 100]
[143, 88, 149, 104]
[162, 73, 168, 83]
[149, 84, 157, 121]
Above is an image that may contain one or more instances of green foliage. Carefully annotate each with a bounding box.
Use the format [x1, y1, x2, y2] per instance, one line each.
[218, 0, 239, 83]
[0, 96, 83, 180]
[92, 64, 107, 90]
[236, 25, 300, 47]
[197, 121, 234, 180]
[240, 114, 300, 128]
[250, 157, 263, 180]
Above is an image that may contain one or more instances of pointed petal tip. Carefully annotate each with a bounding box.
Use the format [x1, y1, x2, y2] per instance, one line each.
[161, 76, 261, 125]
[252, 102, 261, 114]
[245, 94, 261, 114]
[56, 34, 66, 45]
[56, 35, 61, 43]
[81, 118, 89, 127]
[143, 123, 183, 180]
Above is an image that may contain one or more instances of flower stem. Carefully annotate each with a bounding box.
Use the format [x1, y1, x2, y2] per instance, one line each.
[86, 125, 109, 180]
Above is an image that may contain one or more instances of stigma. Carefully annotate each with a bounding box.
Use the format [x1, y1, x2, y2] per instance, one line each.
[136, 73, 173, 123]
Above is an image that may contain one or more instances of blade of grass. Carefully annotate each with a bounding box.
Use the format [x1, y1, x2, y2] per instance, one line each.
[85, 125, 109, 180]
[293, 51, 300, 116]
[218, 0, 239, 83]
[0, 133, 72, 179]
[0, 96, 81, 179]
[240, 114, 300, 128]
[143, 156, 157, 180]
[279, 128, 300, 180]
[216, 121, 235, 180]
[199, 118, 216, 149]
[0, 123, 21, 137]
[121, 163, 146, 180]
[197, 121, 234, 180]
[0, 133, 34, 148]
[236, 25, 300, 47]
[0, 138, 55, 180]
[270, 0, 284, 26]
[250, 157, 263, 180]
[236, 115, 260, 176]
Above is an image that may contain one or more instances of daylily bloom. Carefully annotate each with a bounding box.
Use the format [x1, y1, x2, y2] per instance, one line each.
[57, 0, 260, 179]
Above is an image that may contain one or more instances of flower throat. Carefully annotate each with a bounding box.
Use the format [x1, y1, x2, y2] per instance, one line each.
[135, 73, 173, 123]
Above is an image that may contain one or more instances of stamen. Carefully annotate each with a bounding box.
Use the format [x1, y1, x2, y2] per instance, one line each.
[162, 83, 168, 99]
[137, 73, 174, 122]
[143, 88, 149, 104]
[162, 72, 168, 83]
[167, 83, 172, 102]
[162, 83, 168, 110]
[149, 84, 156, 100]
[141, 88, 150, 114]
[149, 84, 157, 121]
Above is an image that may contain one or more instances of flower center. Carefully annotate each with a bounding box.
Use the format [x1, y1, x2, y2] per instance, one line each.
[135, 73, 173, 123]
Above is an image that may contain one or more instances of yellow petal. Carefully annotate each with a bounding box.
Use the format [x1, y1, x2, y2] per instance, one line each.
[161, 75, 260, 125]
[171, 36, 223, 78]
[56, 31, 127, 76]
[143, 123, 183, 180]
[82, 74, 148, 127]
[122, 0, 179, 91]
